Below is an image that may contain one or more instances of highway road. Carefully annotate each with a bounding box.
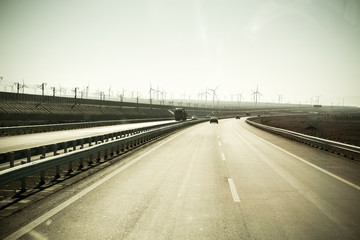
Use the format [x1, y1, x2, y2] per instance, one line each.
[0, 120, 175, 154]
[1, 118, 360, 239]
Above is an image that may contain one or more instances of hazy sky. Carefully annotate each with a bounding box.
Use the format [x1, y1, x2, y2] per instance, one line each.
[1, 0, 360, 106]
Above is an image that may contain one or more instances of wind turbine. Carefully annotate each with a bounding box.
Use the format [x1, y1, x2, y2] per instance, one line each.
[50, 86, 56, 97]
[156, 85, 160, 100]
[149, 82, 156, 104]
[251, 85, 262, 104]
[207, 85, 219, 104]
[0, 77, 4, 90]
[85, 82, 90, 98]
[121, 88, 127, 101]
[108, 85, 113, 99]
[72, 87, 79, 99]
[277, 93, 283, 104]
[197, 92, 203, 101]
[315, 95, 321, 105]
[35, 83, 47, 95]
[203, 87, 211, 102]
[59, 84, 66, 96]
[13, 82, 20, 93]
[236, 92, 243, 103]
[161, 89, 167, 101]
[20, 79, 29, 93]
[13, 81, 26, 94]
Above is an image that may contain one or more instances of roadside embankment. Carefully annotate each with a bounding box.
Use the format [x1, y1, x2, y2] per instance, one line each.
[0, 101, 174, 126]
[252, 113, 360, 147]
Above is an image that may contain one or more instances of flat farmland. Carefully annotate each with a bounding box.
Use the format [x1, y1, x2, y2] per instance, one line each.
[256, 114, 360, 147]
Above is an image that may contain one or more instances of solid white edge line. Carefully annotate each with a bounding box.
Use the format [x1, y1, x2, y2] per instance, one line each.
[4, 130, 187, 240]
[244, 127, 360, 191]
[228, 178, 241, 202]
[221, 152, 226, 161]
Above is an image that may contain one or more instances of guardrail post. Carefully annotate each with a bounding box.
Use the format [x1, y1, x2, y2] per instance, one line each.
[110, 147, 114, 157]
[20, 160, 27, 192]
[64, 142, 68, 153]
[39, 170, 45, 185]
[8, 152, 14, 168]
[89, 154, 93, 165]
[53, 144, 58, 156]
[55, 166, 61, 179]
[68, 159, 73, 173]
[26, 149, 31, 163]
[116, 145, 120, 155]
[78, 157, 84, 170]
[97, 151, 101, 162]
[72, 141, 76, 151]
[40, 146, 46, 159]
[88, 137, 92, 147]
[80, 139, 84, 149]
[104, 149, 108, 160]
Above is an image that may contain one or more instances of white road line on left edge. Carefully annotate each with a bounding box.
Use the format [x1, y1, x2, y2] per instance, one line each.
[4, 130, 188, 240]
[228, 178, 241, 202]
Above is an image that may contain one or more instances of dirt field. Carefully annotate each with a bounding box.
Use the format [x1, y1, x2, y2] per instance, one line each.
[257, 114, 360, 147]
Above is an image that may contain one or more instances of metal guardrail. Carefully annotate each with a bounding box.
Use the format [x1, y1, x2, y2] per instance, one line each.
[246, 119, 360, 161]
[0, 119, 204, 190]
[0, 121, 179, 164]
[0, 118, 174, 136]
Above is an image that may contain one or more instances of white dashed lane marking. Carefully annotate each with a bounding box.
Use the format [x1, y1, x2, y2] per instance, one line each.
[228, 178, 241, 202]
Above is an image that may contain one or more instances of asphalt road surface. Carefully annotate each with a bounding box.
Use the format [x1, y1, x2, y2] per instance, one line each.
[2, 118, 360, 239]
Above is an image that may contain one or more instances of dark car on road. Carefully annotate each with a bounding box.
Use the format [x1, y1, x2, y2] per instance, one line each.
[210, 116, 218, 124]
[236, 115, 241, 119]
